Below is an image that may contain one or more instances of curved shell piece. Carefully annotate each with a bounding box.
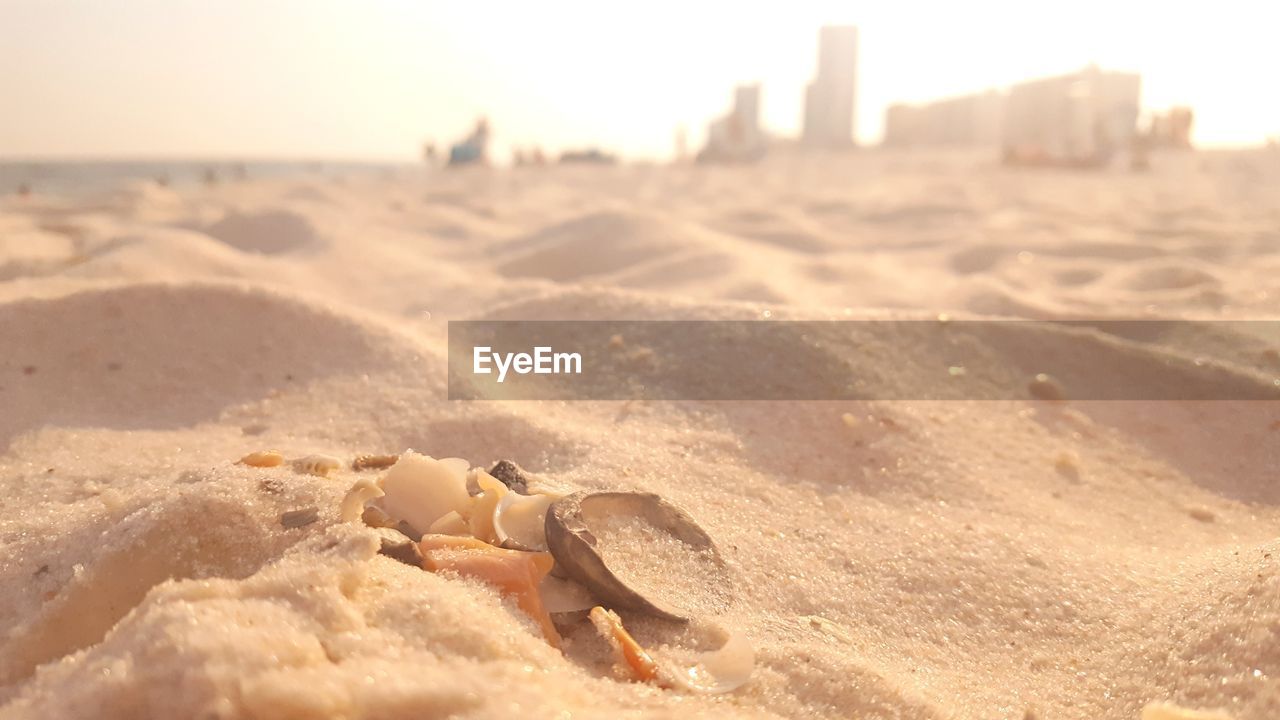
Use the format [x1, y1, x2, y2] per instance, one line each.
[340, 478, 384, 523]
[665, 626, 755, 694]
[468, 470, 509, 543]
[493, 491, 554, 551]
[239, 450, 284, 468]
[545, 491, 729, 622]
[379, 452, 472, 535]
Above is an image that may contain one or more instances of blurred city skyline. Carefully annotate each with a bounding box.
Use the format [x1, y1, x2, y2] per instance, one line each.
[2, 0, 1277, 161]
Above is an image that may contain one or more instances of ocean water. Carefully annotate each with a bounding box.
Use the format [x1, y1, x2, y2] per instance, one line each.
[0, 160, 411, 197]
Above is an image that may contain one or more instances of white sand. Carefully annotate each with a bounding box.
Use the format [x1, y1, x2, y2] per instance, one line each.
[590, 512, 732, 618]
[1, 150, 1278, 719]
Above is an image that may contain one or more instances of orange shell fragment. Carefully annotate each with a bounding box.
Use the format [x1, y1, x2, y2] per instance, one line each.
[418, 534, 562, 648]
[589, 606, 660, 684]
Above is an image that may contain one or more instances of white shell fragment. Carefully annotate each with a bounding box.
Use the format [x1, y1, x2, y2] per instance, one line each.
[493, 491, 554, 551]
[468, 470, 509, 543]
[427, 510, 470, 536]
[662, 626, 755, 695]
[439, 457, 471, 478]
[294, 454, 341, 477]
[378, 451, 472, 535]
[340, 478, 384, 523]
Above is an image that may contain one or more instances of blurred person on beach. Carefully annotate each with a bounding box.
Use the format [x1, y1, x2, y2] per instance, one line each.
[448, 118, 491, 167]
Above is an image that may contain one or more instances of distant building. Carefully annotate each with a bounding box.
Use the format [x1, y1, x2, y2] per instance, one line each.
[802, 26, 858, 148]
[1002, 66, 1141, 166]
[1146, 106, 1194, 149]
[698, 84, 766, 163]
[883, 90, 1005, 147]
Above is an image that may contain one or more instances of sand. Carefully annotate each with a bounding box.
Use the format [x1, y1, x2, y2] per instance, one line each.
[1, 149, 1278, 719]
[590, 512, 732, 619]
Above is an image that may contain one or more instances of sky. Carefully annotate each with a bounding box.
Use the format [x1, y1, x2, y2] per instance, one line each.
[1, 0, 1277, 161]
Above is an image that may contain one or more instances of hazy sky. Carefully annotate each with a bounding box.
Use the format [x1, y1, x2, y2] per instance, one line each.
[2, 0, 1277, 160]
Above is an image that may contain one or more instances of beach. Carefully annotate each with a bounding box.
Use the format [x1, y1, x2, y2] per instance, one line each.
[1, 149, 1278, 719]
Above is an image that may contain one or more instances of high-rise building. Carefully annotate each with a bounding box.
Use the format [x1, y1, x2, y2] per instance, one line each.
[802, 26, 858, 148]
[733, 85, 761, 142]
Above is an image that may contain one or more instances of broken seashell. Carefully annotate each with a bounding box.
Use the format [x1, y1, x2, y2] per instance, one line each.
[239, 450, 284, 468]
[374, 528, 424, 567]
[493, 491, 554, 551]
[427, 510, 470, 536]
[488, 459, 530, 494]
[395, 520, 424, 542]
[467, 470, 509, 543]
[590, 606, 659, 682]
[379, 540, 423, 567]
[545, 491, 730, 621]
[294, 454, 341, 477]
[660, 624, 755, 694]
[588, 607, 754, 694]
[439, 457, 471, 478]
[379, 452, 472, 535]
[362, 505, 397, 529]
[419, 534, 561, 647]
[352, 453, 400, 471]
[340, 478, 384, 523]
[280, 507, 319, 529]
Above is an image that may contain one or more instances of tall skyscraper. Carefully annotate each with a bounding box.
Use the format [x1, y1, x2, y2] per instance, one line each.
[802, 26, 858, 148]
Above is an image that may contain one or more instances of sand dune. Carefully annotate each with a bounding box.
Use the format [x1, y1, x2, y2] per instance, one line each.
[0, 282, 429, 449]
[204, 209, 325, 254]
[497, 210, 696, 282]
[1, 151, 1278, 719]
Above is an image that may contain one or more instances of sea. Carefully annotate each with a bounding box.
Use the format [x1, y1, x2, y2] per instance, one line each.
[0, 160, 413, 198]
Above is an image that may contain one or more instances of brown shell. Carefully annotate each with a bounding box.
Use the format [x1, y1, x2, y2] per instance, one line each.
[544, 491, 728, 622]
